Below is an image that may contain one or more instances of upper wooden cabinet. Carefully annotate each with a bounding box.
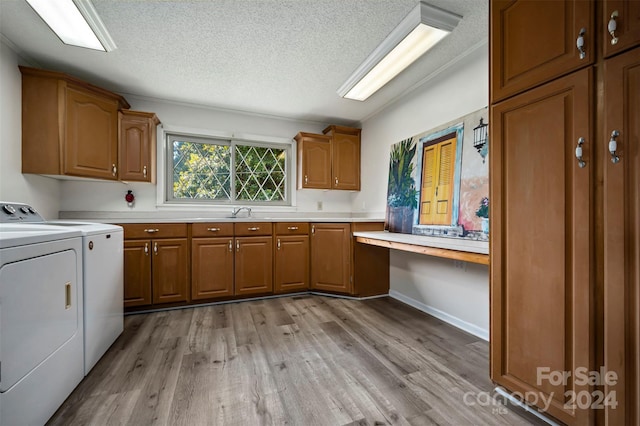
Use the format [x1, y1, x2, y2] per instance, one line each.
[323, 125, 361, 191]
[295, 125, 361, 190]
[295, 132, 332, 189]
[603, 0, 640, 57]
[20, 66, 130, 180]
[119, 110, 160, 183]
[490, 0, 594, 102]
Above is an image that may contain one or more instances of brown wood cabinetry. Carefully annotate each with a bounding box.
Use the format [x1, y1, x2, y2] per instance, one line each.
[121, 224, 189, 308]
[21, 66, 129, 180]
[295, 126, 361, 190]
[235, 236, 273, 296]
[603, 48, 640, 426]
[191, 237, 234, 300]
[323, 125, 361, 191]
[490, 0, 593, 102]
[119, 110, 160, 182]
[295, 132, 332, 189]
[490, 1, 640, 424]
[274, 223, 310, 294]
[352, 222, 389, 297]
[310, 223, 351, 294]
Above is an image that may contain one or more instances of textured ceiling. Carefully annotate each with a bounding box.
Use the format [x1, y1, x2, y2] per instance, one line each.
[0, 0, 487, 124]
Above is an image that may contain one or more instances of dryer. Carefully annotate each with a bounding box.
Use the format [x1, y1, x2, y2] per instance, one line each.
[0, 208, 84, 425]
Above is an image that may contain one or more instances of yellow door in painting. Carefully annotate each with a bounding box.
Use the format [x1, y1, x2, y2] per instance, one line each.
[419, 136, 456, 225]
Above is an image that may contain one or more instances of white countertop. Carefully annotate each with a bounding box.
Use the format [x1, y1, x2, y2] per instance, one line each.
[353, 231, 489, 254]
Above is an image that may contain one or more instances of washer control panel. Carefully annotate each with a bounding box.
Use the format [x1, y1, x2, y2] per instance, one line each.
[0, 202, 45, 222]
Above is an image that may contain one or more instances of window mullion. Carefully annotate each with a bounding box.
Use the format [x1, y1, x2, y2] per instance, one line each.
[230, 141, 236, 203]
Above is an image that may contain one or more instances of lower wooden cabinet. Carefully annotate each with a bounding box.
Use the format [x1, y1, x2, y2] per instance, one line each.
[310, 223, 352, 293]
[123, 240, 152, 308]
[151, 238, 189, 304]
[235, 236, 273, 296]
[274, 235, 309, 294]
[191, 237, 234, 300]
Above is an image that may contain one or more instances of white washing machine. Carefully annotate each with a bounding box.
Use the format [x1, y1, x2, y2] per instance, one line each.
[47, 220, 124, 375]
[0, 206, 84, 425]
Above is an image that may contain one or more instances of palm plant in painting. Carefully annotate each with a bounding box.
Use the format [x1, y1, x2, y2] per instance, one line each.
[387, 137, 418, 233]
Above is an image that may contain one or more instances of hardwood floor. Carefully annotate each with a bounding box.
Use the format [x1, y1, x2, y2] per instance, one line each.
[48, 295, 540, 425]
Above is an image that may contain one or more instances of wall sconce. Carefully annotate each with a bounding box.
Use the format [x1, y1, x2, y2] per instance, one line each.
[337, 1, 462, 101]
[473, 118, 488, 163]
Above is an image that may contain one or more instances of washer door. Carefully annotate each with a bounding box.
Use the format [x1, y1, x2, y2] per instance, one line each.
[0, 249, 79, 392]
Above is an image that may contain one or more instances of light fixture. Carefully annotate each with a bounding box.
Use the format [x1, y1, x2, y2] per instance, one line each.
[337, 1, 461, 101]
[25, 0, 116, 51]
[473, 118, 488, 163]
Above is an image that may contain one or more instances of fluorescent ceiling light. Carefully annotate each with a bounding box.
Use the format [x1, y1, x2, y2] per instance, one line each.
[26, 0, 116, 52]
[338, 1, 461, 101]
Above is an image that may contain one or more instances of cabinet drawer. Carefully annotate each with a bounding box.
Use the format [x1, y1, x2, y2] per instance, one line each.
[192, 222, 234, 237]
[121, 223, 187, 239]
[234, 222, 272, 236]
[275, 222, 309, 235]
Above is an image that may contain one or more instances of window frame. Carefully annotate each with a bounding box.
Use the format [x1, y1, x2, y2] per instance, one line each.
[158, 126, 295, 208]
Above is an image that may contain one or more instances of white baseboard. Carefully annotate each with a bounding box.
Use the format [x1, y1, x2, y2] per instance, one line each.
[389, 290, 489, 341]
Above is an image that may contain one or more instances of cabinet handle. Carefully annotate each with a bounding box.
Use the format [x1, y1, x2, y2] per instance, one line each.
[144, 243, 149, 255]
[154, 242, 158, 255]
[65, 282, 71, 309]
[335, 177, 339, 186]
[112, 164, 117, 176]
[143, 165, 147, 178]
[228, 240, 233, 252]
[312, 225, 315, 235]
[247, 227, 259, 231]
[207, 227, 221, 232]
[236, 240, 240, 252]
[608, 11, 619, 45]
[277, 239, 281, 250]
[144, 228, 159, 233]
[576, 27, 587, 59]
[304, 175, 308, 184]
[609, 130, 621, 164]
[575, 137, 586, 168]
[287, 226, 298, 231]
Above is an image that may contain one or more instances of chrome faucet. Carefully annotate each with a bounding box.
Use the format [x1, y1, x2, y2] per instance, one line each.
[231, 207, 252, 218]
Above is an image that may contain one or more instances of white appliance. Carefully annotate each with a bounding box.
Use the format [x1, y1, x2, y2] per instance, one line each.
[0, 206, 84, 425]
[47, 220, 124, 375]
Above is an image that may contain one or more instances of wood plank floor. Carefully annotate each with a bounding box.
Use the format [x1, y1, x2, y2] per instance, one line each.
[48, 295, 541, 425]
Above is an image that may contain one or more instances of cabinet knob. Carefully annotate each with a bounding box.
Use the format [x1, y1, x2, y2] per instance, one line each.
[112, 164, 117, 176]
[277, 238, 281, 250]
[236, 240, 240, 252]
[144, 243, 149, 255]
[207, 227, 221, 232]
[247, 227, 260, 231]
[153, 242, 158, 255]
[144, 228, 160, 233]
[228, 240, 233, 252]
[304, 175, 308, 185]
[576, 28, 586, 60]
[609, 130, 621, 164]
[608, 11, 619, 45]
[143, 165, 147, 178]
[335, 177, 339, 186]
[312, 225, 315, 235]
[287, 226, 298, 231]
[575, 137, 586, 168]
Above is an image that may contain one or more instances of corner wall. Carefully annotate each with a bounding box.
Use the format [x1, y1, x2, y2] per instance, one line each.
[0, 40, 61, 218]
[358, 43, 490, 338]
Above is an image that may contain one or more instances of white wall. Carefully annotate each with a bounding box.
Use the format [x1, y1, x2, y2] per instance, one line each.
[0, 40, 61, 219]
[358, 42, 490, 338]
[59, 95, 356, 215]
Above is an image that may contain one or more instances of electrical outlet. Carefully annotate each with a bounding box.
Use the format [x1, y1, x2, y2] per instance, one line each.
[453, 260, 465, 270]
[317, 201, 323, 211]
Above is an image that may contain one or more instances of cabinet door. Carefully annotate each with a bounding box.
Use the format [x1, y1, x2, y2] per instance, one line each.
[119, 111, 157, 182]
[65, 85, 118, 179]
[274, 235, 309, 294]
[191, 238, 234, 300]
[152, 238, 189, 304]
[490, 0, 593, 102]
[490, 69, 592, 425]
[310, 224, 351, 293]
[123, 240, 152, 307]
[297, 134, 331, 189]
[603, 48, 640, 426]
[603, 0, 640, 58]
[332, 132, 360, 190]
[235, 236, 273, 296]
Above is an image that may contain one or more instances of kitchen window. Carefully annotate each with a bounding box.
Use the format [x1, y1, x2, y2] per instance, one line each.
[165, 132, 292, 205]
